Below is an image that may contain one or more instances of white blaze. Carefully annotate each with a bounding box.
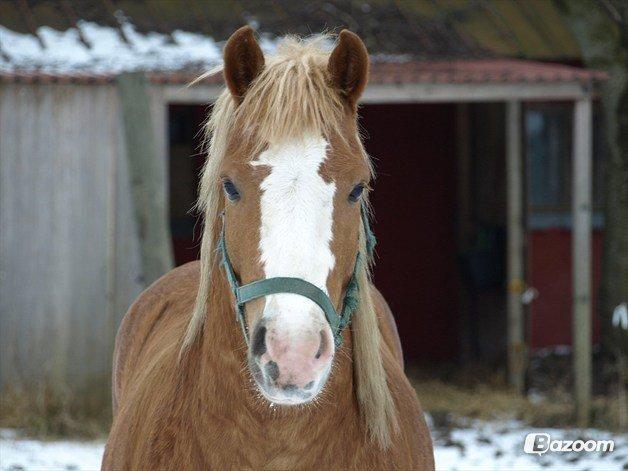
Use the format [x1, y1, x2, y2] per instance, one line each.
[252, 135, 336, 323]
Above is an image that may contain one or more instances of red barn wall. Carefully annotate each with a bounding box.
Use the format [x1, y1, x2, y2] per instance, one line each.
[527, 229, 603, 348]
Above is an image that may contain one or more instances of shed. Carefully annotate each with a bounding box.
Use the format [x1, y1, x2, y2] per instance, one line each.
[0, 1, 608, 421]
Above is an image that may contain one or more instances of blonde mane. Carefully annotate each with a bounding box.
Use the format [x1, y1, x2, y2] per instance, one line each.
[182, 34, 398, 448]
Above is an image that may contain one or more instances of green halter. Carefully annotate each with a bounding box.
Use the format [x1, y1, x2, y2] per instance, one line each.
[218, 203, 376, 347]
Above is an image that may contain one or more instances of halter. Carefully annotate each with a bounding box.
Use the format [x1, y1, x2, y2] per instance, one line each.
[218, 202, 376, 347]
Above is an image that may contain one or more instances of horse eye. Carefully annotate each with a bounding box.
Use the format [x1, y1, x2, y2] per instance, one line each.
[348, 183, 364, 203]
[222, 179, 240, 202]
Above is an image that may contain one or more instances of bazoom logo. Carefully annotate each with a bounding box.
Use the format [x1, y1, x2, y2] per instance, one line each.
[524, 433, 615, 455]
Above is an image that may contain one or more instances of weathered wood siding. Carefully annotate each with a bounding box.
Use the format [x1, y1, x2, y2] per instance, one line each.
[0, 83, 144, 395]
[118, 74, 173, 286]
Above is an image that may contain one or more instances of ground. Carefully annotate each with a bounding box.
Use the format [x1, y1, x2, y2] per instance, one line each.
[0, 429, 102, 470]
[2, 353, 625, 469]
[2, 420, 626, 470]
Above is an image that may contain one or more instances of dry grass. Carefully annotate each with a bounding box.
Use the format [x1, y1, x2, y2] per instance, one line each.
[409, 365, 624, 431]
[0, 381, 111, 439]
[2, 365, 623, 439]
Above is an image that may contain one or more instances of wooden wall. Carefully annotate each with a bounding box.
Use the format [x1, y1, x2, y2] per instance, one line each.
[0, 83, 145, 398]
[527, 230, 603, 348]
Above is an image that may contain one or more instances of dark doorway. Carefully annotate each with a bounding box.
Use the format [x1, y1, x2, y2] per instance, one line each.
[360, 104, 459, 363]
[168, 104, 207, 266]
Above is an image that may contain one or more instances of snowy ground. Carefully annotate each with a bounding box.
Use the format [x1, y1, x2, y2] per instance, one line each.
[1, 421, 626, 470]
[0, 430, 103, 471]
[430, 419, 627, 470]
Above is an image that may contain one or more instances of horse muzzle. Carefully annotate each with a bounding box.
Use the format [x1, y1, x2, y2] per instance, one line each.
[248, 311, 334, 405]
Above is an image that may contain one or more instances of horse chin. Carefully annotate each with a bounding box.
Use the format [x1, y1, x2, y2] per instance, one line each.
[248, 359, 331, 406]
[258, 388, 317, 406]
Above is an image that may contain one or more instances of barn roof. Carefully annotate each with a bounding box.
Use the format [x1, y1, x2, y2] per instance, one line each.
[0, 0, 609, 86]
[0, 0, 589, 60]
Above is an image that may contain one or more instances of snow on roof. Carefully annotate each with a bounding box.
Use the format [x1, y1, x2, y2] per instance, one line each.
[0, 21, 606, 87]
[0, 21, 277, 74]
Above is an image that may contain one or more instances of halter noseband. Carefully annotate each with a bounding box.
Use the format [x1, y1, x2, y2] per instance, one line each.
[218, 203, 375, 347]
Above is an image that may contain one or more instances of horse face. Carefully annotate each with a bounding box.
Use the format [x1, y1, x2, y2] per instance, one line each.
[219, 27, 370, 405]
[222, 135, 369, 405]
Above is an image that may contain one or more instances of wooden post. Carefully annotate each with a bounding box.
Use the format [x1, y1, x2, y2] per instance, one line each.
[456, 104, 472, 248]
[117, 73, 173, 286]
[456, 104, 474, 361]
[105, 101, 118, 375]
[506, 100, 525, 393]
[572, 97, 593, 427]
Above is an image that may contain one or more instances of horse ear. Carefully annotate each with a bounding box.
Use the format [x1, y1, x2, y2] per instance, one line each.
[223, 26, 265, 102]
[328, 30, 369, 107]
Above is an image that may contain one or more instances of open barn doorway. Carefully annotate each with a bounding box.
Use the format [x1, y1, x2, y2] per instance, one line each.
[168, 104, 207, 266]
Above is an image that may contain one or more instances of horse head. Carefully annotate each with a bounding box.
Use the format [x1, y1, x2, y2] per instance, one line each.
[187, 26, 376, 408]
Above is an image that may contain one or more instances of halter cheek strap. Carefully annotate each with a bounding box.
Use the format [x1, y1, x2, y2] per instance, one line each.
[218, 202, 375, 347]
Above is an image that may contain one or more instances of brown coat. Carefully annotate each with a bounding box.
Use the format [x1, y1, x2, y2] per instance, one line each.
[103, 261, 434, 470]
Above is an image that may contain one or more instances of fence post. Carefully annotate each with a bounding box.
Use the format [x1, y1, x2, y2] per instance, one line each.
[506, 100, 525, 393]
[572, 96, 593, 427]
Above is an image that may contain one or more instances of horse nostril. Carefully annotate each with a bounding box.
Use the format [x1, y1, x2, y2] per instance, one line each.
[265, 361, 280, 382]
[283, 383, 298, 392]
[315, 329, 328, 360]
[252, 324, 267, 357]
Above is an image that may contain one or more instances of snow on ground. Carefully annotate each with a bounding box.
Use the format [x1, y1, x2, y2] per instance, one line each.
[431, 419, 627, 470]
[1, 422, 626, 470]
[0, 430, 103, 471]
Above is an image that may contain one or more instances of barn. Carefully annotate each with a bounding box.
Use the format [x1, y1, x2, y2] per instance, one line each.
[0, 1, 607, 415]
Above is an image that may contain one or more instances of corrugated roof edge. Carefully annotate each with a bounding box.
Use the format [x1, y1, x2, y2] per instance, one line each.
[0, 59, 608, 85]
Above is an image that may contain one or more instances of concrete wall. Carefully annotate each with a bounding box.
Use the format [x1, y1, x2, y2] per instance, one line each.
[0, 83, 144, 396]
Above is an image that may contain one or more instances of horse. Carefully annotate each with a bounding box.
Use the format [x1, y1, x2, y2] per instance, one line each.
[103, 27, 434, 470]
